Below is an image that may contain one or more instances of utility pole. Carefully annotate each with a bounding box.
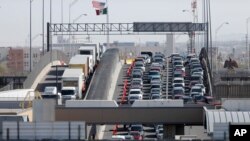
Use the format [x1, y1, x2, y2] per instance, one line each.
[246, 17, 250, 71]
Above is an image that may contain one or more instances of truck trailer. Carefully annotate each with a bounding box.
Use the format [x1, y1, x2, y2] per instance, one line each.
[69, 55, 89, 79]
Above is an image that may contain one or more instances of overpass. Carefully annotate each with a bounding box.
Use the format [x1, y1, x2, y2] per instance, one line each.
[55, 105, 205, 125]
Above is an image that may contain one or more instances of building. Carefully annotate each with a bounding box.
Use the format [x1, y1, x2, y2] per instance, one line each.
[6, 47, 42, 73]
[23, 48, 42, 72]
[7, 48, 24, 73]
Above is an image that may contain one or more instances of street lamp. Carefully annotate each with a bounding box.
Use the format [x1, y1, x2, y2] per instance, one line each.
[215, 22, 229, 72]
[182, 10, 193, 22]
[68, 0, 79, 57]
[246, 17, 250, 70]
[72, 14, 88, 43]
[73, 14, 87, 23]
[29, 0, 34, 72]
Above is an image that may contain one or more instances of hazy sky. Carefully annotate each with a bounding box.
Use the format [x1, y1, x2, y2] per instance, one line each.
[0, 0, 250, 47]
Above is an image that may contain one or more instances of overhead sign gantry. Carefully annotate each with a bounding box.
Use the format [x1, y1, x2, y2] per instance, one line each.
[47, 22, 207, 51]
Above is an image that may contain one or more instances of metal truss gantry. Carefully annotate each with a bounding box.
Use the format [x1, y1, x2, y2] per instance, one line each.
[49, 22, 206, 35]
[47, 22, 207, 51]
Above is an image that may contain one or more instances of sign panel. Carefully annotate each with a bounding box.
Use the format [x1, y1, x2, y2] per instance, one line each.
[133, 22, 206, 32]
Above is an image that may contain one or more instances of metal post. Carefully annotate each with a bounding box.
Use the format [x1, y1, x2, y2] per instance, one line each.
[6, 128, 9, 140]
[29, 0, 32, 72]
[246, 17, 250, 70]
[47, 23, 50, 52]
[215, 22, 229, 72]
[106, 0, 110, 48]
[42, 0, 44, 55]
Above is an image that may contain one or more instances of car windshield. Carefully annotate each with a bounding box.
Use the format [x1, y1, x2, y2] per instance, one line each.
[130, 96, 139, 100]
[61, 90, 75, 95]
[191, 77, 200, 81]
[135, 64, 143, 67]
[174, 84, 183, 87]
[174, 80, 183, 83]
[130, 132, 140, 136]
[132, 82, 141, 85]
[174, 62, 182, 65]
[192, 88, 202, 93]
[149, 71, 160, 75]
[130, 91, 140, 94]
[152, 95, 160, 99]
[155, 59, 163, 62]
[151, 85, 160, 88]
[131, 126, 143, 131]
[132, 74, 141, 78]
[151, 89, 160, 93]
[174, 90, 184, 94]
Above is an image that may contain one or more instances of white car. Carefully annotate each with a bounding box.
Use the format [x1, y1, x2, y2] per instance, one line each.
[129, 89, 143, 96]
[128, 94, 143, 104]
[190, 86, 204, 96]
[195, 84, 206, 94]
[172, 77, 185, 87]
[131, 78, 143, 86]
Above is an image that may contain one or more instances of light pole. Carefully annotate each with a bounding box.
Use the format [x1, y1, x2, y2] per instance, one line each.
[182, 10, 193, 22]
[215, 22, 229, 72]
[72, 14, 87, 43]
[29, 0, 34, 72]
[69, 0, 79, 57]
[73, 14, 87, 23]
[183, 9, 198, 54]
[246, 17, 250, 70]
[42, 0, 44, 55]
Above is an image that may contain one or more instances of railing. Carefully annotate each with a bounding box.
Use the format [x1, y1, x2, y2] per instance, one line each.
[0, 81, 13, 92]
[23, 50, 69, 89]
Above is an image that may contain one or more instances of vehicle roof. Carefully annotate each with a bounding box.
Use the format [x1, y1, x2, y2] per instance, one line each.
[132, 78, 142, 81]
[191, 86, 202, 89]
[129, 94, 142, 97]
[62, 69, 82, 78]
[69, 55, 88, 64]
[173, 77, 184, 80]
[190, 58, 199, 60]
[175, 65, 184, 67]
[130, 89, 141, 91]
[173, 87, 184, 90]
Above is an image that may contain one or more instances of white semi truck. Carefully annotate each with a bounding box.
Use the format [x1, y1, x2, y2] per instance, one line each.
[60, 69, 83, 102]
[78, 43, 101, 68]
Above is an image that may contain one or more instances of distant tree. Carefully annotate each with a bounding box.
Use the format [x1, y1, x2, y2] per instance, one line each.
[0, 64, 6, 74]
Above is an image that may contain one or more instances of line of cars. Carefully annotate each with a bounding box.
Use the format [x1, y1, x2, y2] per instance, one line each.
[124, 52, 166, 140]
[169, 53, 213, 104]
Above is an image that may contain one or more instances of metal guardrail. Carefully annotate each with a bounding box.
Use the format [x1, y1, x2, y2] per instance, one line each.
[23, 50, 69, 89]
[0, 81, 13, 92]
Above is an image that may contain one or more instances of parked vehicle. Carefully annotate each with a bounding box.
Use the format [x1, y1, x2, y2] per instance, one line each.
[134, 62, 145, 72]
[42, 86, 58, 98]
[172, 77, 185, 87]
[148, 70, 161, 80]
[128, 94, 143, 104]
[172, 87, 185, 95]
[190, 86, 204, 96]
[129, 124, 144, 137]
[195, 84, 206, 94]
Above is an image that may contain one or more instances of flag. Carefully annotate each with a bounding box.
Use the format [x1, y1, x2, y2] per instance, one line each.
[96, 7, 108, 15]
[92, 0, 106, 9]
